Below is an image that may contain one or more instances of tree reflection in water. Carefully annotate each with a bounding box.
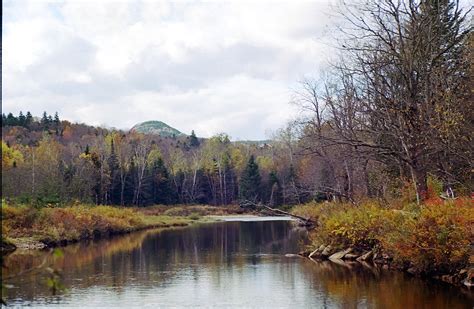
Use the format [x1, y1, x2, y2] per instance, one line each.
[3, 220, 473, 308]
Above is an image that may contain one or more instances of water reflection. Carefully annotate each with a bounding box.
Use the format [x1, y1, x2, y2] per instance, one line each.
[3, 220, 473, 308]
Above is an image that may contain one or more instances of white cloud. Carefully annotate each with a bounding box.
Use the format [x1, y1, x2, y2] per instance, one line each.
[3, 0, 336, 140]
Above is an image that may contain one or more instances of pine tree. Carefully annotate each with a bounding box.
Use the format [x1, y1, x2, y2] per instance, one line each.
[150, 156, 176, 204]
[41, 112, 49, 129]
[54, 112, 60, 127]
[239, 155, 261, 202]
[6, 113, 17, 126]
[190, 130, 200, 147]
[2, 114, 6, 127]
[25, 111, 33, 127]
[18, 111, 26, 127]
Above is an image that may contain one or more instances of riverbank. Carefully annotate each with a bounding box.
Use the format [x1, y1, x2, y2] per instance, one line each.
[291, 198, 474, 287]
[1, 203, 248, 252]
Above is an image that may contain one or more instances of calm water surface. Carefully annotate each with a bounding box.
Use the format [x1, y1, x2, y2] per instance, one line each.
[3, 218, 473, 308]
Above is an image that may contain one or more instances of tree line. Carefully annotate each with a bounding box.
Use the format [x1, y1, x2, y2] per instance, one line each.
[2, 114, 301, 207]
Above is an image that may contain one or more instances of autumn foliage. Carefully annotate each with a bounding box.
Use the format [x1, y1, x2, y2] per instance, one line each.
[292, 198, 473, 273]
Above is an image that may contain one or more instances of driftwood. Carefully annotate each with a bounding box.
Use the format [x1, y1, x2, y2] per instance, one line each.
[239, 200, 316, 227]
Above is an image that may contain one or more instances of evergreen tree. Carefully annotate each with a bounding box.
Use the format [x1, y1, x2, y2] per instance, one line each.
[25, 111, 33, 127]
[41, 112, 49, 129]
[1, 113, 6, 127]
[18, 111, 26, 127]
[84, 144, 90, 155]
[54, 112, 60, 129]
[239, 155, 261, 202]
[151, 157, 176, 204]
[6, 113, 17, 126]
[189, 130, 200, 147]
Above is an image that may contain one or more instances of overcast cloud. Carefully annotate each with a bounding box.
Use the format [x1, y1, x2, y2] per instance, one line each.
[3, 0, 337, 140]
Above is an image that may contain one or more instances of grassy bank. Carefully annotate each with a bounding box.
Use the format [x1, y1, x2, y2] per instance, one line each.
[292, 198, 473, 284]
[1, 202, 245, 250]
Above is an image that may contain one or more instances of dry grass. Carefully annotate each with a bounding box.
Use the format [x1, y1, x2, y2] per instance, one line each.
[1, 202, 242, 248]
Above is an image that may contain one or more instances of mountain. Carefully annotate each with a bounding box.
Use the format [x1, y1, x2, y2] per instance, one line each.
[130, 120, 185, 137]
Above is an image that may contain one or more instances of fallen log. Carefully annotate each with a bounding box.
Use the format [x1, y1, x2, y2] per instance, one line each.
[239, 200, 316, 227]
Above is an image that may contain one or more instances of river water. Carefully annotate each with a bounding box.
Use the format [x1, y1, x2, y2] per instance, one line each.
[3, 218, 473, 308]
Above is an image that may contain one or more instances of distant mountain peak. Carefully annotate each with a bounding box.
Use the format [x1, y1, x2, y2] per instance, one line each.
[130, 120, 185, 137]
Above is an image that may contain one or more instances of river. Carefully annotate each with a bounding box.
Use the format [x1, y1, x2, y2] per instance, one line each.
[3, 218, 473, 308]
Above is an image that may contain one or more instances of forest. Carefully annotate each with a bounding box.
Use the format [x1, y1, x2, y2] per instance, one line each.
[2, 1, 472, 209]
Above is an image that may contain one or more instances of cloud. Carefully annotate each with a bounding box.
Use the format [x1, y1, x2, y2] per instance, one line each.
[3, 0, 335, 140]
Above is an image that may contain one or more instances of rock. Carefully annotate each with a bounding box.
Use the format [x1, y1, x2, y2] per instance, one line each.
[372, 252, 385, 264]
[356, 250, 373, 262]
[459, 269, 467, 275]
[13, 239, 47, 250]
[344, 253, 359, 260]
[309, 245, 328, 258]
[441, 275, 455, 284]
[298, 250, 312, 257]
[407, 267, 418, 275]
[382, 253, 392, 261]
[382, 264, 389, 270]
[463, 268, 474, 287]
[321, 245, 333, 257]
[329, 248, 352, 261]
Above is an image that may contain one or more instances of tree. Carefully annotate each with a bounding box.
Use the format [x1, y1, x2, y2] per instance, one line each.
[41, 112, 49, 129]
[189, 130, 200, 147]
[108, 138, 121, 204]
[149, 153, 175, 204]
[54, 112, 60, 127]
[268, 170, 283, 206]
[6, 113, 17, 126]
[25, 112, 33, 128]
[18, 112, 26, 127]
[239, 155, 261, 202]
[299, 0, 473, 202]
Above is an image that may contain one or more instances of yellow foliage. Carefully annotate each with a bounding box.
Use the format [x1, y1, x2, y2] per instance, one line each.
[292, 198, 473, 272]
[1, 141, 24, 168]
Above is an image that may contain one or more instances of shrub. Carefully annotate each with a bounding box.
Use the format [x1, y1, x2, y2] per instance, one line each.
[2, 203, 147, 243]
[293, 198, 473, 274]
[381, 198, 473, 273]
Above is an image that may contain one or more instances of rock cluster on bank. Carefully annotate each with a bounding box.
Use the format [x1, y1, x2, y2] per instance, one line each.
[299, 244, 474, 288]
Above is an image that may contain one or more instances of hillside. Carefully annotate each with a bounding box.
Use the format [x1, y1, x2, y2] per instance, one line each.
[130, 120, 185, 137]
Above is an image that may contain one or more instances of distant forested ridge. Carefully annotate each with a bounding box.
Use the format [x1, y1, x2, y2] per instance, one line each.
[1, 112, 297, 207]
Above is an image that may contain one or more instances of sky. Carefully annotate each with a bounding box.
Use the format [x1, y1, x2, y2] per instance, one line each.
[3, 0, 338, 140]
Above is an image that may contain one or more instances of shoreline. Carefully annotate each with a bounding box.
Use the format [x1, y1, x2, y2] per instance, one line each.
[290, 200, 473, 289]
[298, 244, 474, 288]
[4, 214, 298, 252]
[2, 216, 214, 253]
[1, 204, 255, 254]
